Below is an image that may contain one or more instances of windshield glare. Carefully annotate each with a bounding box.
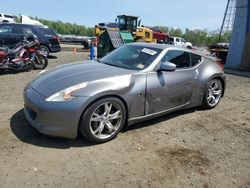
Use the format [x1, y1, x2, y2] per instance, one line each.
[100, 45, 162, 70]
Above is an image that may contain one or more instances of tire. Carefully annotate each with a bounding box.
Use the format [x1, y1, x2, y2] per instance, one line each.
[33, 54, 48, 69]
[187, 46, 192, 49]
[79, 97, 126, 144]
[40, 45, 49, 57]
[202, 79, 223, 109]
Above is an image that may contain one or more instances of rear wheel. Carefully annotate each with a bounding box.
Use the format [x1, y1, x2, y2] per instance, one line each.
[79, 97, 126, 144]
[40, 45, 49, 57]
[33, 54, 48, 69]
[202, 79, 223, 109]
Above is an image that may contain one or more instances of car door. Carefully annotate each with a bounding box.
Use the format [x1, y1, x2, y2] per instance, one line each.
[14, 25, 33, 43]
[146, 49, 198, 114]
[175, 38, 182, 46]
[180, 38, 186, 46]
[0, 24, 16, 47]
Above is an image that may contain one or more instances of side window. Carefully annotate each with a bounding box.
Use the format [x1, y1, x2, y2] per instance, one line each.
[0, 25, 14, 33]
[21, 27, 34, 35]
[133, 19, 137, 28]
[181, 38, 186, 43]
[118, 18, 125, 27]
[145, 31, 150, 38]
[176, 38, 180, 42]
[4, 15, 14, 19]
[191, 53, 202, 66]
[161, 50, 191, 68]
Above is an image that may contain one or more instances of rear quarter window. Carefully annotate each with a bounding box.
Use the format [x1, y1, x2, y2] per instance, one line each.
[39, 27, 56, 36]
[191, 53, 202, 66]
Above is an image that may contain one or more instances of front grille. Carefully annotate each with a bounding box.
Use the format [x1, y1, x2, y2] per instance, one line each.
[26, 107, 37, 120]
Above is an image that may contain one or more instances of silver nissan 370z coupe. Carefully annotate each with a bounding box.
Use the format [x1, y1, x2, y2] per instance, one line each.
[23, 43, 226, 143]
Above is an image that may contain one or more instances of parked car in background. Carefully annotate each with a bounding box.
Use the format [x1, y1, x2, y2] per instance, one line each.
[168, 37, 192, 49]
[23, 43, 226, 144]
[59, 34, 91, 49]
[0, 13, 15, 23]
[0, 23, 61, 56]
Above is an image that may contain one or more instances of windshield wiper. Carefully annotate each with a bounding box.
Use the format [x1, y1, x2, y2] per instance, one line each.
[104, 62, 122, 68]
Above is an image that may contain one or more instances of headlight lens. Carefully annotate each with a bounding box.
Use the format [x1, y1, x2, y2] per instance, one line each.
[45, 82, 88, 102]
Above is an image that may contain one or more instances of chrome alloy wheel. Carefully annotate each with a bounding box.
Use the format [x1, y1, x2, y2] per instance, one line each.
[89, 102, 123, 139]
[207, 80, 222, 106]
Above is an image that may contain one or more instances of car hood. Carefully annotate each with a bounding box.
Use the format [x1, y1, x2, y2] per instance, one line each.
[31, 61, 136, 97]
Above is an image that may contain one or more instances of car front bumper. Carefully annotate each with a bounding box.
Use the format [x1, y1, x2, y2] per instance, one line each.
[23, 86, 89, 139]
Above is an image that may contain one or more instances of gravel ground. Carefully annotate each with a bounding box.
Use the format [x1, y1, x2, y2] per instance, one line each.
[0, 51, 249, 188]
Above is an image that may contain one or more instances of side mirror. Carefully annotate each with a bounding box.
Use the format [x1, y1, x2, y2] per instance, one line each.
[159, 61, 176, 71]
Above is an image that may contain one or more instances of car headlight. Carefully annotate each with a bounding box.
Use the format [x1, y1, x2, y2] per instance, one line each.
[45, 82, 88, 102]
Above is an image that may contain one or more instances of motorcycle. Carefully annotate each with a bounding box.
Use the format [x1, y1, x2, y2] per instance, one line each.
[0, 37, 48, 73]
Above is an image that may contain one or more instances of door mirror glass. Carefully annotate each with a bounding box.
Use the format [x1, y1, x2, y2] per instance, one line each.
[159, 61, 176, 71]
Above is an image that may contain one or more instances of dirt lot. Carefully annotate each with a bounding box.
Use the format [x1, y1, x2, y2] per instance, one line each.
[0, 51, 249, 188]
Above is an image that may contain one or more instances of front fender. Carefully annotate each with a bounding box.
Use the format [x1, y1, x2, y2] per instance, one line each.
[76, 73, 147, 120]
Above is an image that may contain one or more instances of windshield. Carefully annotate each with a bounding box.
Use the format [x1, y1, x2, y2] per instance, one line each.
[100, 45, 162, 70]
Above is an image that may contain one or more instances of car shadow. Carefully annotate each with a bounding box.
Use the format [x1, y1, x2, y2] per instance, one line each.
[48, 55, 57, 59]
[11, 107, 203, 149]
[10, 109, 92, 149]
[0, 69, 33, 75]
[123, 107, 201, 132]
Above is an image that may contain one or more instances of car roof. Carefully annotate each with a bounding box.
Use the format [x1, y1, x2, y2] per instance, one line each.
[126, 42, 207, 58]
[0, 23, 48, 28]
[127, 42, 173, 50]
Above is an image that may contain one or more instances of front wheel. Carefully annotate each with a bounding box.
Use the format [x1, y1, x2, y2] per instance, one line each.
[202, 79, 223, 109]
[33, 54, 48, 69]
[79, 97, 126, 144]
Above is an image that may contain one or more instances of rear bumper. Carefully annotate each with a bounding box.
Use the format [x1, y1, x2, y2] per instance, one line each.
[49, 45, 61, 53]
[23, 86, 90, 139]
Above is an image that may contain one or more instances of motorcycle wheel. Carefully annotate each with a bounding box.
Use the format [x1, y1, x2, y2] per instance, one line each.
[33, 54, 48, 69]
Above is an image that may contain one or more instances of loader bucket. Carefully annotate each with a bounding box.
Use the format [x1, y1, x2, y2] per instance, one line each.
[97, 29, 133, 58]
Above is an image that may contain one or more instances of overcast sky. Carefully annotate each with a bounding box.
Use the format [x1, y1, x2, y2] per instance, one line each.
[1, 0, 227, 30]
